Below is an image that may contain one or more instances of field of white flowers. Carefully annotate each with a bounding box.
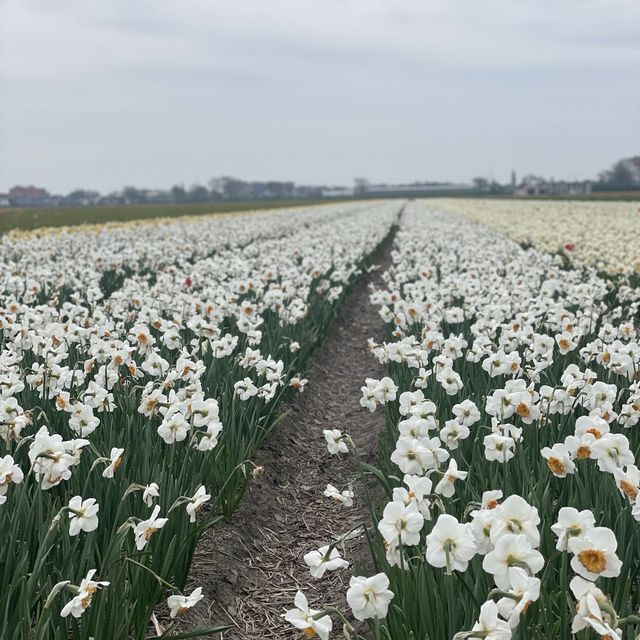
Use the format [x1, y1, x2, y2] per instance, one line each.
[434, 198, 640, 275]
[0, 202, 399, 638]
[291, 200, 640, 640]
[2, 197, 639, 640]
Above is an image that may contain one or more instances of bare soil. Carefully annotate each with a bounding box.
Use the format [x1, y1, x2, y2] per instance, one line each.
[178, 230, 396, 639]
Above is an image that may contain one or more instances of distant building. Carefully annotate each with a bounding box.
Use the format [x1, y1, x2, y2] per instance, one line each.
[0, 193, 10, 207]
[321, 186, 355, 198]
[515, 176, 593, 196]
[550, 180, 593, 195]
[8, 185, 57, 206]
[9, 185, 48, 200]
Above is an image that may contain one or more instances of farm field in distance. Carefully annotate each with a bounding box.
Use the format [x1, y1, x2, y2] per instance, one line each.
[2, 191, 639, 235]
[436, 198, 640, 275]
[1, 198, 639, 640]
[0, 199, 338, 234]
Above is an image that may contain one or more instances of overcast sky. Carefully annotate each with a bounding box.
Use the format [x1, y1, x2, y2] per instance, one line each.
[1, 0, 639, 193]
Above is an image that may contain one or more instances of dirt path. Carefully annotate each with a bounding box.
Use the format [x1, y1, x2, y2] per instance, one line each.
[179, 228, 396, 639]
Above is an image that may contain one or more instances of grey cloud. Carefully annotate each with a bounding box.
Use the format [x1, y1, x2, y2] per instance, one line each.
[0, 0, 638, 192]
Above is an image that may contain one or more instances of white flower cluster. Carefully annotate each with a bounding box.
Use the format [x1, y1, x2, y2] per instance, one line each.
[355, 202, 640, 639]
[0, 201, 400, 635]
[433, 197, 640, 274]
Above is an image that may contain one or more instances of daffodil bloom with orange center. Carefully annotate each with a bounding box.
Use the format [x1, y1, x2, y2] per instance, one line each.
[568, 527, 622, 581]
[612, 465, 640, 503]
[541, 443, 575, 478]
